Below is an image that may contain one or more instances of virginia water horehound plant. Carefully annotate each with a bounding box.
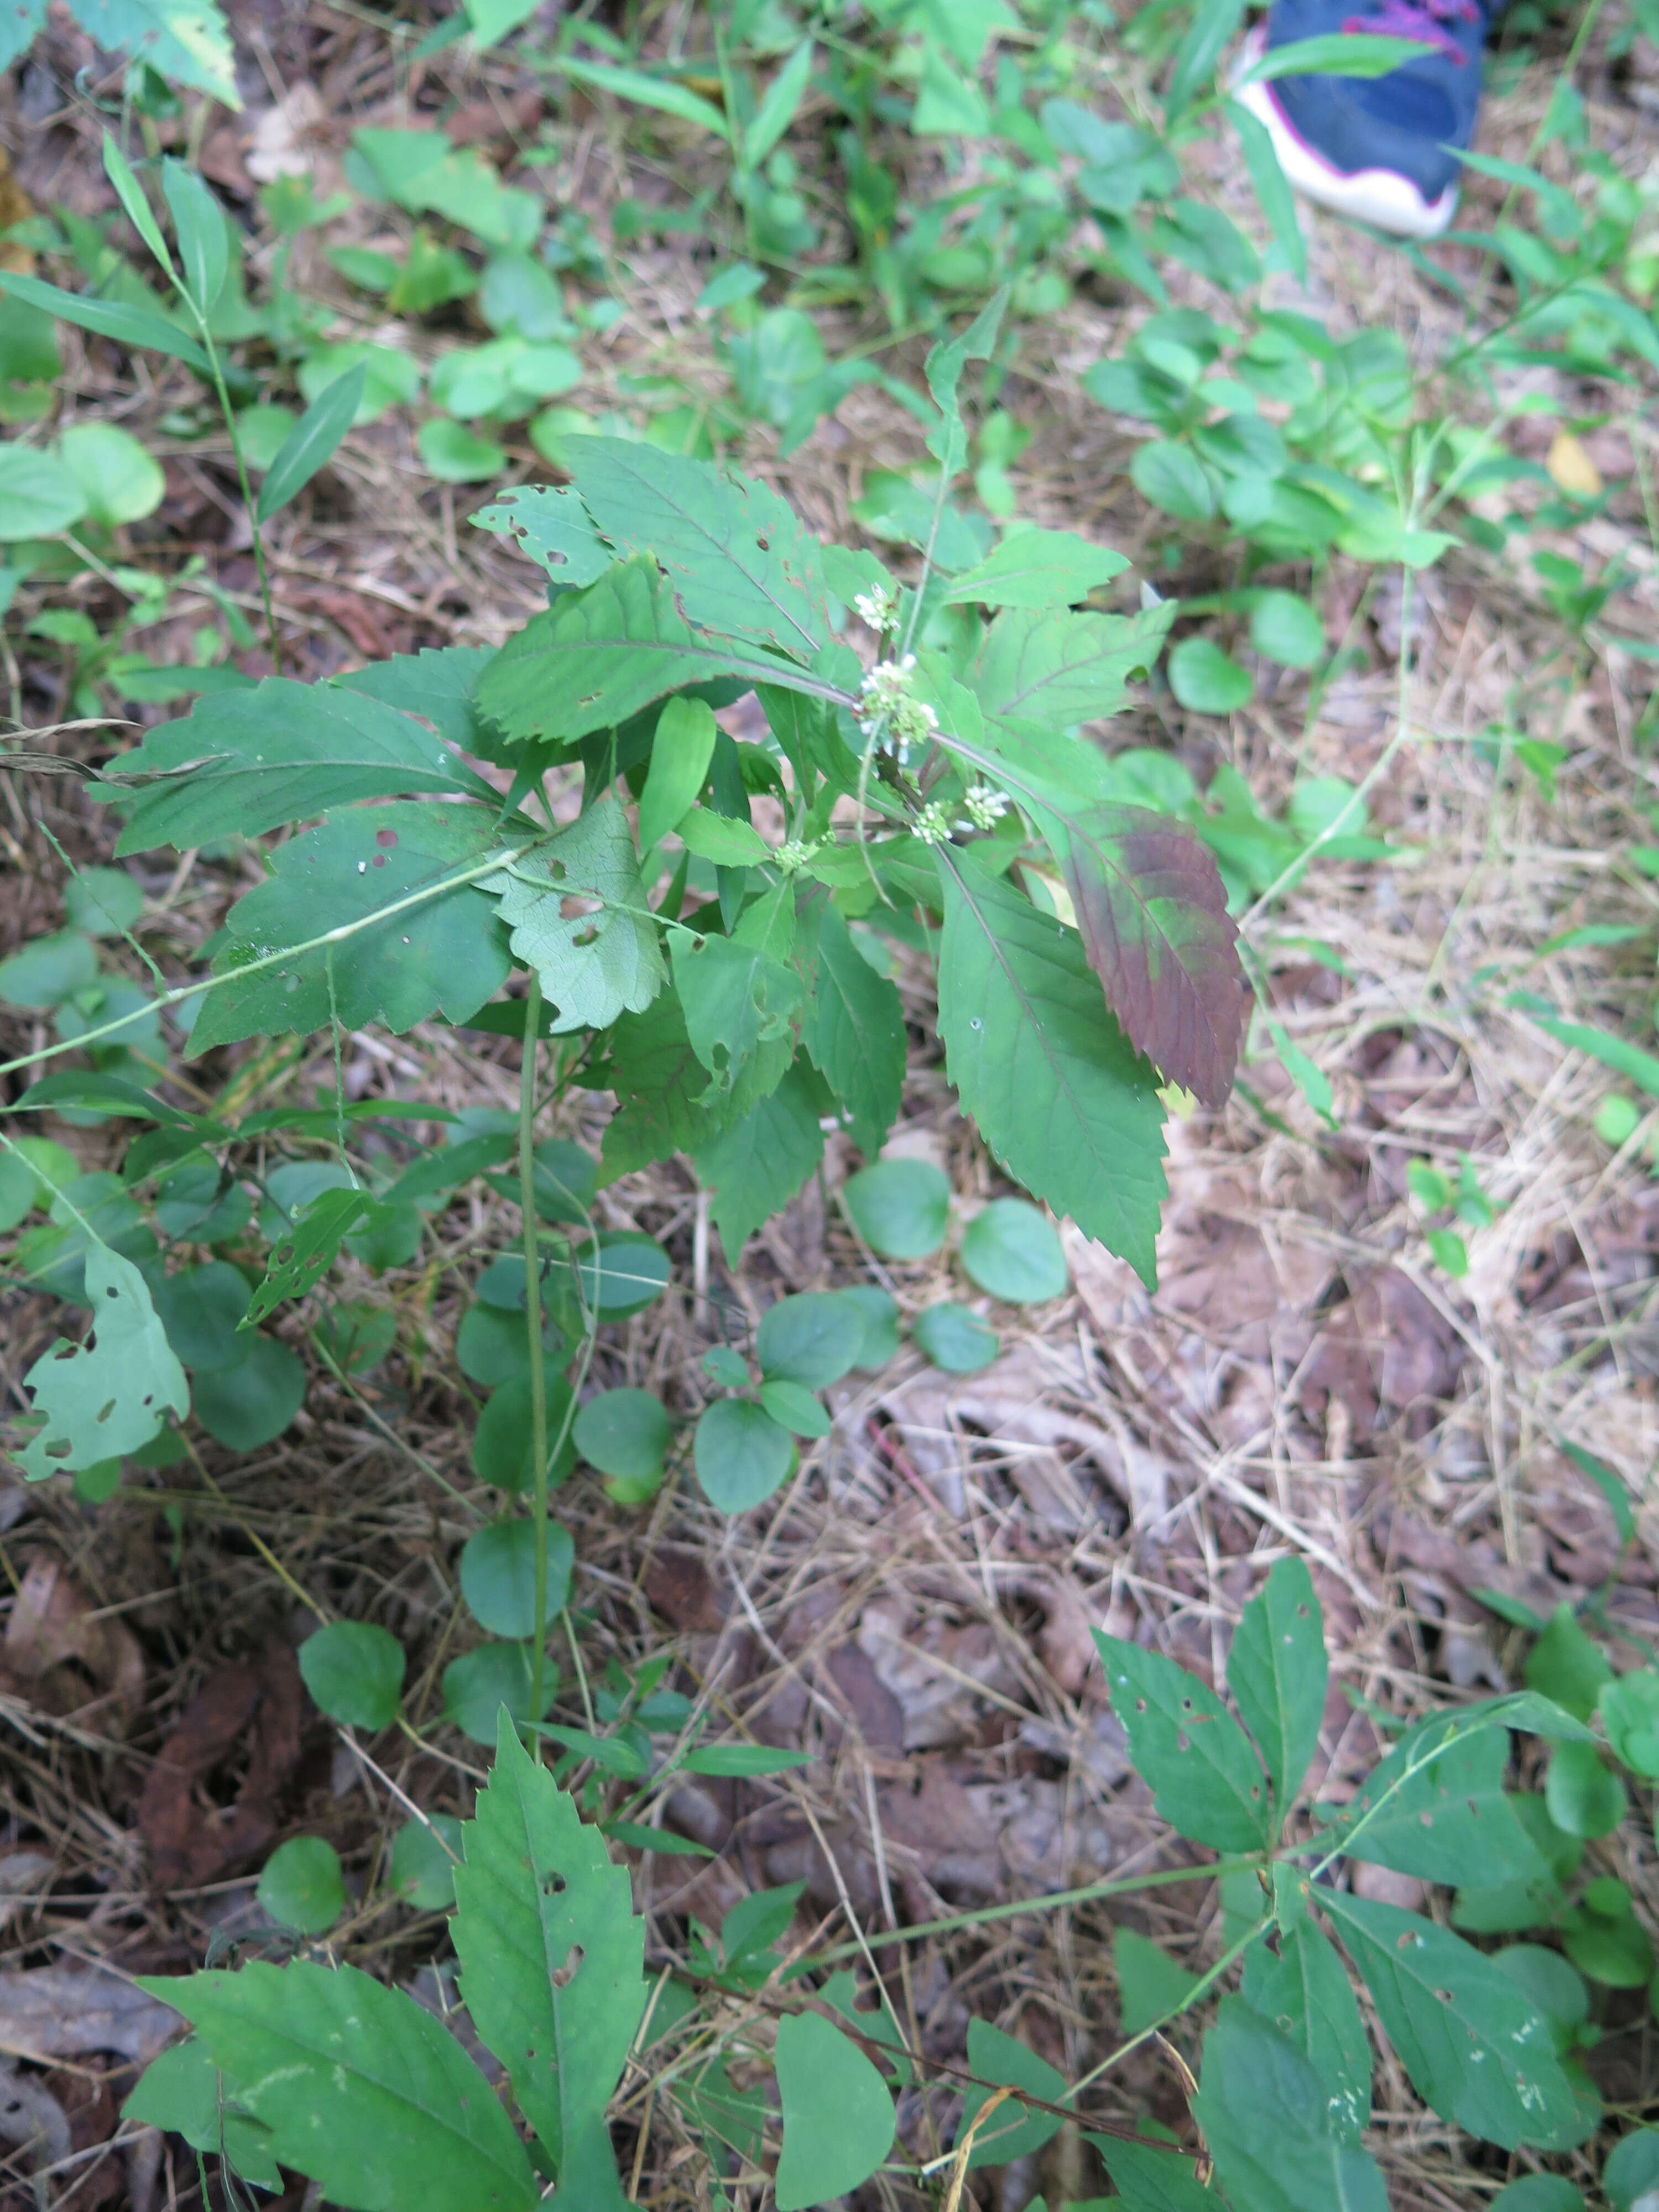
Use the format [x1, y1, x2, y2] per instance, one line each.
[5, 0, 1659, 2197]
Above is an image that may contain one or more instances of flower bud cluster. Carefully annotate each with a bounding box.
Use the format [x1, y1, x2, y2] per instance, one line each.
[853, 585, 899, 633]
[856, 654, 939, 752]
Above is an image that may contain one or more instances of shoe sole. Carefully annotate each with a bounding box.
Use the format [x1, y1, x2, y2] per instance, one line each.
[1230, 35, 1459, 241]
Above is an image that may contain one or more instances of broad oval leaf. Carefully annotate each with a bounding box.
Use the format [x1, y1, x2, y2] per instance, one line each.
[452, 1718, 645, 2208]
[1317, 1890, 1579, 2150]
[140, 1959, 538, 2211]
[756, 1290, 865, 1388]
[937, 850, 1168, 1287]
[694, 1397, 795, 1512]
[774, 2012, 896, 2211]
[1094, 1630, 1274, 1851]
[299, 1620, 406, 1730]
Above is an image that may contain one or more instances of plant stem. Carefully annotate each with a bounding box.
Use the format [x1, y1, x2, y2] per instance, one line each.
[804, 1854, 1266, 1969]
[194, 317, 281, 670]
[518, 971, 553, 1741]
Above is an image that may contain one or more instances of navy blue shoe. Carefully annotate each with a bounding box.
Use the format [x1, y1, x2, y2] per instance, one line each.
[1232, 0, 1494, 237]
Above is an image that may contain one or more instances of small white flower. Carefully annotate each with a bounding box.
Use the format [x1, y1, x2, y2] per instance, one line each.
[964, 782, 1010, 831]
[857, 654, 938, 752]
[913, 801, 954, 847]
[853, 585, 899, 632]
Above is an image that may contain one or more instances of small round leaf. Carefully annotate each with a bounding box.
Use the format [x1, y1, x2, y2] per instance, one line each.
[912, 1302, 999, 1374]
[1605, 2129, 1659, 2212]
[471, 1373, 576, 1493]
[1599, 1669, 1659, 1776]
[418, 418, 506, 483]
[59, 422, 165, 526]
[257, 1837, 344, 1935]
[1130, 440, 1215, 522]
[757, 1291, 865, 1387]
[1489, 2182, 1584, 2212]
[959, 1199, 1068, 1303]
[152, 1261, 253, 1372]
[64, 867, 144, 938]
[193, 1334, 305, 1449]
[759, 1378, 832, 1438]
[388, 1814, 464, 1910]
[1168, 636, 1251, 714]
[1250, 589, 1325, 669]
[1545, 1741, 1625, 1839]
[442, 1641, 555, 1746]
[842, 1159, 950, 1260]
[573, 1388, 670, 1481]
[459, 1517, 574, 1638]
[774, 2012, 896, 2211]
[299, 1620, 406, 1730]
[694, 1398, 795, 1513]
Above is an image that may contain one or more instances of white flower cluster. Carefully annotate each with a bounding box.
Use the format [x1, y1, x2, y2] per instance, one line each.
[913, 801, 954, 846]
[853, 585, 899, 633]
[774, 837, 822, 875]
[964, 782, 1010, 831]
[857, 654, 938, 751]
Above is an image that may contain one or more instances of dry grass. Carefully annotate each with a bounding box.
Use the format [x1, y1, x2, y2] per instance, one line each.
[4, 1, 1659, 2205]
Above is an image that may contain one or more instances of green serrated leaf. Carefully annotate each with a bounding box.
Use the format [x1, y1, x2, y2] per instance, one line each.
[670, 927, 801, 1117]
[469, 483, 614, 587]
[452, 1716, 645, 2206]
[1241, 1918, 1371, 2143]
[971, 601, 1175, 735]
[189, 803, 512, 1053]
[477, 554, 834, 747]
[562, 436, 828, 658]
[331, 646, 498, 750]
[691, 1061, 823, 1259]
[946, 528, 1130, 609]
[595, 988, 741, 1179]
[139, 1961, 535, 2211]
[1228, 1557, 1326, 1818]
[800, 900, 905, 1156]
[100, 678, 495, 853]
[937, 848, 1167, 1287]
[17, 1243, 189, 1479]
[1094, 1630, 1274, 1851]
[482, 795, 664, 1032]
[1190, 1999, 1389, 2212]
[124, 2037, 282, 2189]
[243, 1186, 372, 1324]
[1317, 1891, 1579, 2150]
[74, 0, 238, 100]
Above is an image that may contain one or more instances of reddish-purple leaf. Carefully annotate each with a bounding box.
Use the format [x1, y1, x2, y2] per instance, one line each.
[1042, 802, 1246, 1109]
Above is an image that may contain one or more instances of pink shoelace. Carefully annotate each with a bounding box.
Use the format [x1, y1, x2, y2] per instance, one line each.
[1340, 0, 1479, 65]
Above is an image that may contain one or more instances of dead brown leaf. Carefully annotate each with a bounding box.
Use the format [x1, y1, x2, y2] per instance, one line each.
[1, 1554, 144, 1731]
[137, 1644, 302, 1891]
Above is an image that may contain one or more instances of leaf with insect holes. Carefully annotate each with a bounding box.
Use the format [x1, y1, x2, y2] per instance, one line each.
[1190, 2000, 1389, 2212]
[800, 900, 905, 1157]
[243, 1187, 372, 1326]
[17, 1244, 189, 1479]
[138, 1960, 535, 2211]
[1322, 1895, 1580, 2150]
[1228, 1557, 1327, 1817]
[1094, 1630, 1273, 1851]
[189, 803, 512, 1054]
[969, 601, 1175, 734]
[1331, 1715, 1555, 1889]
[481, 794, 665, 1033]
[476, 555, 833, 747]
[670, 929, 802, 1118]
[1241, 1916, 1371, 2144]
[74, 0, 238, 100]
[100, 678, 497, 853]
[691, 1062, 823, 1259]
[469, 483, 614, 587]
[562, 437, 829, 657]
[452, 1715, 645, 2208]
[937, 849, 1168, 1288]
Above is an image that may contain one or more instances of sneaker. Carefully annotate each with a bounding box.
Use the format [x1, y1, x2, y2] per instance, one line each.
[1231, 0, 1494, 238]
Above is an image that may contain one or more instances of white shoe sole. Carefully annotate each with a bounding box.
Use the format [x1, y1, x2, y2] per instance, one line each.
[1231, 39, 1459, 240]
